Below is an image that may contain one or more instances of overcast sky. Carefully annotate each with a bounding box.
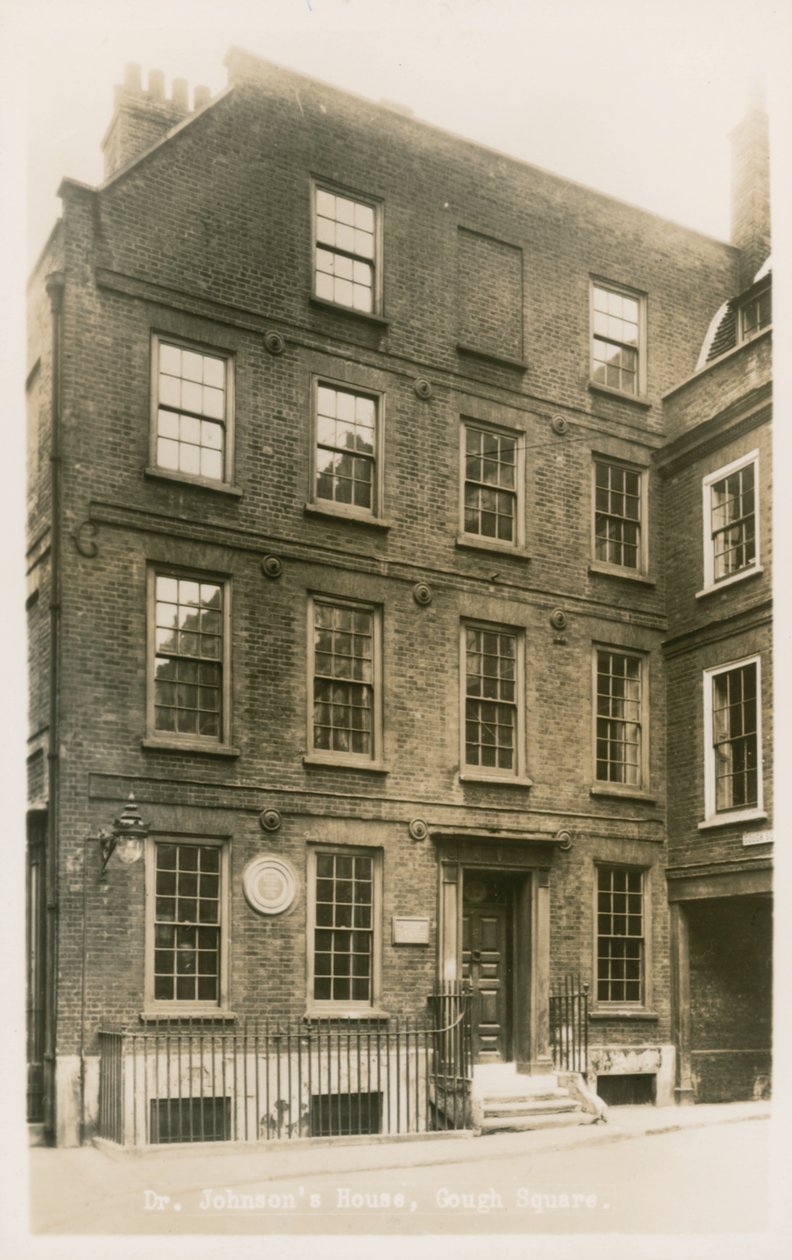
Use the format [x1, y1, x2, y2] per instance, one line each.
[13, 0, 788, 269]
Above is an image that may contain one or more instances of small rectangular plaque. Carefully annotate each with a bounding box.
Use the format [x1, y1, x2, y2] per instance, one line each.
[392, 915, 430, 945]
[743, 829, 773, 847]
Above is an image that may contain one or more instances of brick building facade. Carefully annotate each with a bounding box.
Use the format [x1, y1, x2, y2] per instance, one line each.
[26, 51, 771, 1146]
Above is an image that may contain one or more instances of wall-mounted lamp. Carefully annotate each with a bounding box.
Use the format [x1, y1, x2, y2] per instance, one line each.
[96, 792, 151, 876]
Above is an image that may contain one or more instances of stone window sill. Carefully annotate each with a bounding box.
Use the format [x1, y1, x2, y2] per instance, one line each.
[456, 343, 527, 371]
[142, 738, 241, 758]
[456, 535, 530, 559]
[145, 467, 243, 498]
[304, 1008, 390, 1022]
[303, 754, 390, 774]
[139, 1010, 237, 1023]
[589, 383, 651, 409]
[696, 566, 764, 599]
[589, 562, 654, 587]
[589, 1009, 659, 1021]
[309, 296, 389, 329]
[304, 503, 392, 530]
[698, 809, 767, 831]
[459, 772, 534, 789]
[590, 786, 657, 804]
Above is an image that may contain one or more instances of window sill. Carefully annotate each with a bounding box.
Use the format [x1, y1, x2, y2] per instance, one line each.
[309, 297, 389, 329]
[698, 809, 767, 831]
[456, 343, 527, 372]
[144, 467, 243, 498]
[589, 1009, 659, 1022]
[139, 1010, 237, 1023]
[304, 503, 392, 531]
[455, 535, 530, 559]
[304, 1007, 390, 1022]
[459, 772, 534, 789]
[588, 562, 654, 587]
[696, 566, 764, 599]
[142, 738, 241, 758]
[303, 754, 390, 774]
[588, 383, 651, 409]
[590, 786, 657, 804]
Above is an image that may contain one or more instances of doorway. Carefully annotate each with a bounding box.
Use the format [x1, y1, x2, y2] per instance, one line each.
[462, 872, 514, 1062]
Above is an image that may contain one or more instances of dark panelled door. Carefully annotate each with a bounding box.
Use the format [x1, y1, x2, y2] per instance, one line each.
[462, 877, 512, 1062]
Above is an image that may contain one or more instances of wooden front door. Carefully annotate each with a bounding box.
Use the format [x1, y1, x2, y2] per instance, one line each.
[462, 875, 513, 1062]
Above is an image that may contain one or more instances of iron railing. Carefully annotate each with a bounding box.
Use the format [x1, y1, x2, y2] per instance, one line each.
[549, 976, 590, 1074]
[97, 984, 472, 1147]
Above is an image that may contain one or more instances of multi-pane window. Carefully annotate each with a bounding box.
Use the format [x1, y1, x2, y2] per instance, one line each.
[315, 384, 378, 513]
[704, 455, 758, 587]
[312, 850, 376, 1004]
[314, 187, 377, 313]
[312, 601, 377, 759]
[597, 866, 644, 1004]
[154, 340, 229, 482]
[595, 650, 643, 786]
[152, 575, 225, 741]
[151, 843, 222, 1004]
[464, 626, 519, 773]
[594, 460, 642, 570]
[591, 283, 643, 396]
[707, 660, 760, 815]
[739, 287, 771, 341]
[463, 423, 518, 543]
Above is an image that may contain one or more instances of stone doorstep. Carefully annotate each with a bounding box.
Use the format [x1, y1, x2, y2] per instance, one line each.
[480, 1111, 599, 1133]
[482, 1097, 581, 1116]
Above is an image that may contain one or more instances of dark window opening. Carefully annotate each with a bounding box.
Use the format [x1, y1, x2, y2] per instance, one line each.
[596, 1073, 655, 1106]
[310, 1091, 382, 1136]
[150, 1096, 230, 1143]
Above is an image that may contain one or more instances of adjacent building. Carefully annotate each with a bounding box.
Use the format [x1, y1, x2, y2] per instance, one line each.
[26, 50, 771, 1146]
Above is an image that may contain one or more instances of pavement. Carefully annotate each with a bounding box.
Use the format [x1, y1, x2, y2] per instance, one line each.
[26, 1098, 771, 1235]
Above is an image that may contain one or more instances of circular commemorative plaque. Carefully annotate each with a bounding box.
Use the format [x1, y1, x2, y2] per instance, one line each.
[243, 856, 297, 916]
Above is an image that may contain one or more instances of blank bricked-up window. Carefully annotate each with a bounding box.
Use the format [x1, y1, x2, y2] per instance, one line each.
[153, 338, 231, 484]
[463, 625, 522, 776]
[457, 229, 523, 362]
[591, 282, 645, 397]
[315, 383, 378, 515]
[150, 573, 228, 745]
[462, 423, 519, 543]
[594, 649, 644, 787]
[314, 187, 379, 313]
[593, 459, 643, 570]
[310, 599, 381, 763]
[596, 866, 645, 1004]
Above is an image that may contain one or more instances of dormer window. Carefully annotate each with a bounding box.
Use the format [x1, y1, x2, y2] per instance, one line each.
[739, 286, 771, 342]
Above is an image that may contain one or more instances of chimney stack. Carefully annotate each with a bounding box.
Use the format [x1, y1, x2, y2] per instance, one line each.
[102, 65, 202, 180]
[730, 90, 771, 289]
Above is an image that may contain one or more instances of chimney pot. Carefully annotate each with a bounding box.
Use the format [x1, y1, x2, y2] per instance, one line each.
[194, 84, 210, 110]
[148, 69, 165, 101]
[124, 63, 142, 92]
[172, 77, 189, 111]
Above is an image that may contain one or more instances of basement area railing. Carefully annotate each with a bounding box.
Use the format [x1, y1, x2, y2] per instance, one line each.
[549, 976, 590, 1075]
[97, 983, 472, 1147]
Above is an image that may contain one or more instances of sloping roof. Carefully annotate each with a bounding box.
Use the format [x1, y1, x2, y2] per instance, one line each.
[696, 257, 772, 369]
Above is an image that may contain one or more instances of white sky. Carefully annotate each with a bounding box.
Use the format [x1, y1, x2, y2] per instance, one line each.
[11, 0, 789, 268]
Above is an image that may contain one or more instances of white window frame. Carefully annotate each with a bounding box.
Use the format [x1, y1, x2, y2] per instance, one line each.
[150, 334, 235, 488]
[459, 418, 525, 549]
[309, 377, 384, 520]
[592, 646, 648, 792]
[592, 862, 651, 1012]
[307, 596, 383, 768]
[738, 284, 771, 344]
[702, 655, 764, 827]
[144, 836, 230, 1013]
[590, 279, 647, 399]
[700, 451, 761, 594]
[459, 621, 527, 782]
[591, 454, 648, 576]
[146, 568, 233, 750]
[311, 182, 383, 315]
[306, 845, 383, 1014]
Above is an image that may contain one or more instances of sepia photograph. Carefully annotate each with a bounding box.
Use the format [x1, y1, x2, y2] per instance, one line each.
[7, 0, 790, 1255]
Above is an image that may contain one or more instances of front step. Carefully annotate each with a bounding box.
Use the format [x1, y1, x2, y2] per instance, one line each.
[473, 1065, 598, 1134]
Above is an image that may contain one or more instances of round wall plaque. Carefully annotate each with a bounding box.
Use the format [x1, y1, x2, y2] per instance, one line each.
[243, 856, 297, 916]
